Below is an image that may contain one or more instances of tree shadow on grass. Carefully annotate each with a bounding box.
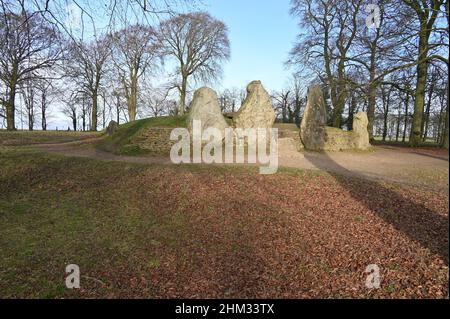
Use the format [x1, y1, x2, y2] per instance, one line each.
[304, 151, 449, 265]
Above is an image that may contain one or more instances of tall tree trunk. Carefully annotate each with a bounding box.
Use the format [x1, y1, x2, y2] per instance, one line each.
[116, 94, 120, 124]
[347, 93, 356, 131]
[332, 62, 346, 128]
[6, 84, 16, 131]
[410, 21, 430, 147]
[422, 75, 435, 141]
[102, 97, 106, 129]
[28, 107, 33, 131]
[382, 88, 391, 142]
[128, 74, 138, 121]
[367, 81, 377, 142]
[91, 91, 98, 131]
[178, 74, 188, 115]
[72, 109, 77, 131]
[402, 92, 410, 143]
[396, 108, 401, 142]
[41, 92, 47, 130]
[442, 103, 449, 149]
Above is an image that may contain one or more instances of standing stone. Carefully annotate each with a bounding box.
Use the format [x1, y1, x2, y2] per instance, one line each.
[233, 81, 276, 129]
[187, 87, 229, 133]
[106, 120, 119, 136]
[353, 111, 370, 150]
[300, 85, 327, 150]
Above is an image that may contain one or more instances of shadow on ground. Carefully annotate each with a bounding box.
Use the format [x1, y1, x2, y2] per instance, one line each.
[304, 151, 449, 265]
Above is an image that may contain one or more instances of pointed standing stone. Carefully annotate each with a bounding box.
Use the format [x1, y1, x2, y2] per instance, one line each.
[353, 111, 370, 150]
[300, 85, 327, 150]
[233, 81, 276, 129]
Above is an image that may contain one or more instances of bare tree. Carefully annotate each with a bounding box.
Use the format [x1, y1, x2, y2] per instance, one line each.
[289, 0, 364, 128]
[0, 8, 61, 130]
[112, 24, 162, 121]
[401, 0, 446, 146]
[19, 80, 36, 130]
[36, 80, 56, 130]
[159, 12, 230, 114]
[64, 35, 112, 131]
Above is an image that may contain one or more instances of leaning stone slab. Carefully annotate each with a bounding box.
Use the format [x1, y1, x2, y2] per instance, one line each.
[300, 85, 328, 151]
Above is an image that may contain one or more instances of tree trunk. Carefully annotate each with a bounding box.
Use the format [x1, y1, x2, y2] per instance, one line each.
[72, 109, 77, 131]
[382, 88, 391, 142]
[41, 92, 47, 130]
[178, 75, 188, 115]
[396, 108, 401, 142]
[422, 75, 435, 141]
[410, 23, 429, 147]
[332, 63, 346, 128]
[28, 107, 33, 131]
[91, 91, 98, 131]
[402, 92, 410, 143]
[442, 103, 449, 149]
[6, 84, 16, 131]
[102, 97, 106, 129]
[128, 74, 138, 121]
[116, 95, 120, 124]
[367, 81, 377, 142]
[347, 93, 356, 131]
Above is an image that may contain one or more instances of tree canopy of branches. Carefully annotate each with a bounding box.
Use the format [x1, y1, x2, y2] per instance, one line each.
[0, 9, 60, 130]
[159, 11, 230, 114]
[288, 0, 449, 148]
[112, 24, 162, 121]
[64, 35, 112, 131]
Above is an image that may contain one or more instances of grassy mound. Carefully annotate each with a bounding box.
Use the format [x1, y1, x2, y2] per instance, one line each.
[97, 116, 187, 156]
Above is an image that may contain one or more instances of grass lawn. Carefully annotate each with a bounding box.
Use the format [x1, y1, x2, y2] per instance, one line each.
[0, 146, 448, 298]
[0, 130, 101, 146]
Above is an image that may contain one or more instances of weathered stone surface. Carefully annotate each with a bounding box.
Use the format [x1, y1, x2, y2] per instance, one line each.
[106, 120, 119, 136]
[323, 127, 356, 151]
[187, 87, 229, 133]
[129, 127, 176, 155]
[353, 111, 370, 150]
[299, 86, 371, 151]
[300, 85, 328, 150]
[233, 81, 276, 129]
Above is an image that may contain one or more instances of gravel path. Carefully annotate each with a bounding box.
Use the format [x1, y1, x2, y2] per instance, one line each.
[34, 138, 449, 191]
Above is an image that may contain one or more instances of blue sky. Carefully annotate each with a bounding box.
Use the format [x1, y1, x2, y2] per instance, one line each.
[205, 0, 299, 92]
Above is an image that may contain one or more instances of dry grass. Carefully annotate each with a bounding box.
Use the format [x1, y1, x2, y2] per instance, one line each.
[0, 147, 448, 298]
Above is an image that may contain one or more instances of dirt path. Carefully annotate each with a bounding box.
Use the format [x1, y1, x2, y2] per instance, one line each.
[33, 137, 449, 191]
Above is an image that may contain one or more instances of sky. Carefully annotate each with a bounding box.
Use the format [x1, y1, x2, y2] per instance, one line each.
[204, 0, 299, 93]
[8, 0, 300, 130]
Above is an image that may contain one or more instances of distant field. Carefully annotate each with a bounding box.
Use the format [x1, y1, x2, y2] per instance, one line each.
[372, 136, 440, 147]
[0, 130, 102, 146]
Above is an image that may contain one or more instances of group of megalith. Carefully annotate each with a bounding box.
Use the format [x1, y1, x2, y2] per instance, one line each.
[187, 81, 370, 151]
[187, 80, 276, 134]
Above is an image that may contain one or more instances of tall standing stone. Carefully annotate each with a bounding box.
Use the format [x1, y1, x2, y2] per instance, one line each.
[352, 111, 370, 150]
[187, 87, 229, 133]
[233, 81, 276, 129]
[300, 85, 327, 150]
